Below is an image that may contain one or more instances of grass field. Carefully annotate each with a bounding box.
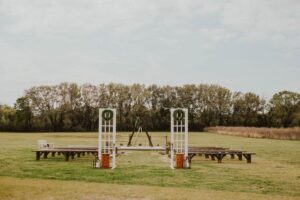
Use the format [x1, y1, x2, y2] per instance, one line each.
[0, 132, 299, 200]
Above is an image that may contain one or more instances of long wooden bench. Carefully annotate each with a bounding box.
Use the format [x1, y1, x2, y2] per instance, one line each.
[187, 150, 255, 166]
[33, 149, 99, 161]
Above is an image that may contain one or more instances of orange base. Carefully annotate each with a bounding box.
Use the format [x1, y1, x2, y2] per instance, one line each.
[101, 153, 110, 168]
[176, 153, 184, 168]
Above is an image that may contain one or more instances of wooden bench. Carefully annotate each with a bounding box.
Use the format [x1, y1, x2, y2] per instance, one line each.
[187, 150, 255, 166]
[33, 149, 99, 161]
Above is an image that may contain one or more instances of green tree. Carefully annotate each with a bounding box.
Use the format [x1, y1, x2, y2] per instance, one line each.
[15, 97, 32, 131]
[269, 91, 300, 127]
[0, 105, 16, 131]
[231, 92, 265, 126]
[2, 83, 299, 132]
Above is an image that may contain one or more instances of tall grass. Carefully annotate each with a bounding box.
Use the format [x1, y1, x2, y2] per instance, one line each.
[204, 126, 300, 140]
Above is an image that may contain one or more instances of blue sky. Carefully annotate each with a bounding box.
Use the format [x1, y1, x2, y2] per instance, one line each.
[0, 0, 299, 105]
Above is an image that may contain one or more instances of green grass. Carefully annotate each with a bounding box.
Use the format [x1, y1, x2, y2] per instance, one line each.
[0, 132, 299, 199]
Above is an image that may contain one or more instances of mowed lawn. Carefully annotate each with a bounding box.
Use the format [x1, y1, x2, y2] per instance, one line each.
[0, 132, 299, 200]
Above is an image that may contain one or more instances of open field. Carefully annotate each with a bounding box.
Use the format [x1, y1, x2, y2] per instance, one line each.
[204, 126, 300, 140]
[0, 132, 299, 199]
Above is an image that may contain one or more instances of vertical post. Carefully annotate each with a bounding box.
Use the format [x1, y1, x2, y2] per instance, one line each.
[170, 108, 189, 169]
[97, 108, 102, 168]
[184, 109, 189, 168]
[170, 108, 174, 169]
[98, 108, 116, 169]
[112, 109, 116, 169]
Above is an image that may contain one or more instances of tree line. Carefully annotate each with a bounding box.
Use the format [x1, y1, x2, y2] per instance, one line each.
[0, 83, 299, 132]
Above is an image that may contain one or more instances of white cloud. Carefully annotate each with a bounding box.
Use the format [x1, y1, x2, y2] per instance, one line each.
[0, 0, 299, 104]
[1, 0, 299, 44]
[221, 0, 300, 40]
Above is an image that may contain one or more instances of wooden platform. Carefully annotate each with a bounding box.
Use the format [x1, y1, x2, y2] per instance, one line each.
[187, 147, 255, 165]
[33, 146, 167, 161]
[118, 146, 165, 151]
[33, 146, 255, 164]
[33, 148, 98, 161]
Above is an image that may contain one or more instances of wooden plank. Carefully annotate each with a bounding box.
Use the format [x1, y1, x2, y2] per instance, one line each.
[118, 146, 165, 151]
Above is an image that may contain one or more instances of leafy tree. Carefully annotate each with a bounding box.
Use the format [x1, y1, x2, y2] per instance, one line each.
[0, 105, 16, 131]
[15, 97, 32, 131]
[231, 92, 265, 126]
[269, 91, 300, 127]
[1, 83, 299, 132]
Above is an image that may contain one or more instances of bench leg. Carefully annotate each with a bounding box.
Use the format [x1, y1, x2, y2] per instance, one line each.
[51, 152, 55, 157]
[64, 152, 70, 161]
[230, 154, 234, 159]
[205, 154, 209, 159]
[36, 152, 41, 161]
[211, 155, 215, 161]
[243, 154, 252, 163]
[188, 157, 192, 168]
[188, 154, 196, 168]
[222, 154, 226, 160]
[237, 154, 243, 161]
[43, 152, 49, 159]
[215, 154, 224, 163]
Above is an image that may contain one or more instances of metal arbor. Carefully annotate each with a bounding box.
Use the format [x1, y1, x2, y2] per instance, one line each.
[97, 108, 116, 169]
[170, 108, 189, 169]
[127, 117, 154, 147]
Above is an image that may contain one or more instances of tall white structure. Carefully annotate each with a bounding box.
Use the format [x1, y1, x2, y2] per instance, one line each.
[170, 108, 189, 169]
[98, 108, 116, 169]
